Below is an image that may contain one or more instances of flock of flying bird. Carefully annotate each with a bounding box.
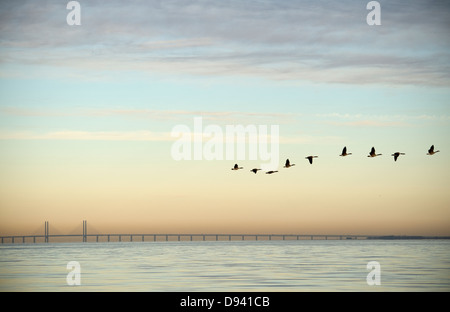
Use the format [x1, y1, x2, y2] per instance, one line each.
[231, 145, 441, 174]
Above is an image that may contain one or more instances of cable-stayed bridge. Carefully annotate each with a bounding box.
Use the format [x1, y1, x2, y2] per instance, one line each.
[1, 221, 449, 244]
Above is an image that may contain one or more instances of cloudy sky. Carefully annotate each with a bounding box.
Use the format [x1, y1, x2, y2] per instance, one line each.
[1, 0, 449, 236]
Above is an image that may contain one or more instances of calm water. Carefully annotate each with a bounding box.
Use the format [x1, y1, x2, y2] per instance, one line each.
[0, 240, 449, 292]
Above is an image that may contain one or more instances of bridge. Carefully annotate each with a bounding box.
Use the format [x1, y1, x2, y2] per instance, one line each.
[1, 221, 449, 244]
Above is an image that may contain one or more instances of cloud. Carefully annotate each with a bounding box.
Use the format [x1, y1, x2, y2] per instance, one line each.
[316, 112, 450, 128]
[0, 129, 339, 146]
[0, 0, 449, 86]
[0, 107, 299, 124]
[326, 120, 408, 128]
[0, 130, 172, 141]
[316, 113, 450, 120]
[0, 128, 263, 143]
[88, 109, 298, 124]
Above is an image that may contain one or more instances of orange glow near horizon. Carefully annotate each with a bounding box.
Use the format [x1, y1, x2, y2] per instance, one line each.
[1, 140, 449, 237]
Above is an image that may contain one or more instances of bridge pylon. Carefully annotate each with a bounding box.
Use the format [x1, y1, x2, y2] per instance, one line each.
[44, 221, 49, 243]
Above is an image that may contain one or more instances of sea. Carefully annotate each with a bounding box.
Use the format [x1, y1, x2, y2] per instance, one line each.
[0, 239, 449, 292]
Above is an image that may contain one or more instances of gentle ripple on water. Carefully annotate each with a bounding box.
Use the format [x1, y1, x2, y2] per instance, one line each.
[0, 240, 449, 291]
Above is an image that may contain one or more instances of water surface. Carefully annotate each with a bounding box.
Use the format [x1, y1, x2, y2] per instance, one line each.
[0, 240, 449, 291]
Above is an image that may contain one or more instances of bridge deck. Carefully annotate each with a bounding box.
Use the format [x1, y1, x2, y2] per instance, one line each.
[1, 233, 447, 244]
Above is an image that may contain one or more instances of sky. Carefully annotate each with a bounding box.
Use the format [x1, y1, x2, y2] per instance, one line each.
[0, 0, 449, 237]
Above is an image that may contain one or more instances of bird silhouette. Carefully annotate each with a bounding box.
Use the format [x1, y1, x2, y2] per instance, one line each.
[368, 147, 382, 157]
[265, 170, 278, 174]
[231, 164, 243, 170]
[340, 146, 352, 156]
[427, 145, 440, 155]
[391, 152, 405, 161]
[250, 168, 261, 174]
[305, 156, 318, 164]
[283, 159, 295, 168]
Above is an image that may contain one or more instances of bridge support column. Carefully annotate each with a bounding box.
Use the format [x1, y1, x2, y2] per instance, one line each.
[82, 220, 87, 243]
[45, 221, 49, 243]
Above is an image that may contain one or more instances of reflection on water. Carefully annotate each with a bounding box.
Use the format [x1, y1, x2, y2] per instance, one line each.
[0, 240, 449, 291]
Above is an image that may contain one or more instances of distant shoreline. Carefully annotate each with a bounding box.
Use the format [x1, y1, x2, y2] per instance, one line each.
[367, 235, 450, 240]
